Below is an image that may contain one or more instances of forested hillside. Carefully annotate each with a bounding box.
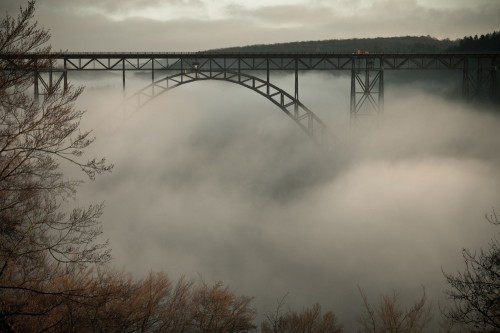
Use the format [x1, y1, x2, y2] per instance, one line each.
[209, 36, 456, 53]
[210, 32, 500, 53]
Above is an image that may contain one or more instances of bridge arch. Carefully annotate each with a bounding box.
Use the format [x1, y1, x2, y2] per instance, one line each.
[125, 70, 328, 146]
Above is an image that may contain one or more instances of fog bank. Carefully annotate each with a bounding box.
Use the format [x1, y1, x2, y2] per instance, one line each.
[68, 73, 500, 330]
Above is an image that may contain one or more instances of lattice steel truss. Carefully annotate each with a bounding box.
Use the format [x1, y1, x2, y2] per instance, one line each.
[350, 58, 384, 122]
[1, 52, 499, 148]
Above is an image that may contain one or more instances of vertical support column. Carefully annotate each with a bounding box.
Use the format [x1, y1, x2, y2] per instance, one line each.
[378, 59, 384, 114]
[476, 59, 482, 98]
[180, 58, 184, 82]
[462, 58, 470, 101]
[209, 56, 213, 78]
[194, 60, 199, 80]
[33, 60, 39, 103]
[49, 66, 53, 94]
[151, 58, 155, 83]
[238, 57, 241, 82]
[122, 58, 126, 95]
[223, 57, 226, 79]
[63, 58, 68, 92]
[364, 60, 370, 95]
[266, 58, 270, 95]
[350, 56, 383, 123]
[350, 58, 356, 122]
[151, 58, 155, 95]
[166, 59, 170, 88]
[294, 58, 299, 119]
[490, 57, 497, 102]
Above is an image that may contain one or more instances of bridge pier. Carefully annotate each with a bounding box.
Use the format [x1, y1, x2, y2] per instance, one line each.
[122, 58, 126, 93]
[379, 66, 384, 112]
[490, 59, 498, 102]
[152, 59, 155, 83]
[266, 58, 270, 95]
[462, 57, 499, 102]
[350, 58, 384, 124]
[34, 71, 39, 103]
[63, 59, 68, 92]
[294, 58, 299, 119]
[31, 56, 69, 101]
[462, 58, 470, 100]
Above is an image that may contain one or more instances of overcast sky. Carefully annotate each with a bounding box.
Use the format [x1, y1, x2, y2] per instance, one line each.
[2, 0, 499, 51]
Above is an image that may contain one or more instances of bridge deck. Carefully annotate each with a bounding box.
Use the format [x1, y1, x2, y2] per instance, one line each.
[1, 52, 499, 71]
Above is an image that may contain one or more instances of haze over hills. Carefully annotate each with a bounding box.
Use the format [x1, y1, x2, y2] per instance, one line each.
[209, 36, 456, 53]
[209, 32, 500, 53]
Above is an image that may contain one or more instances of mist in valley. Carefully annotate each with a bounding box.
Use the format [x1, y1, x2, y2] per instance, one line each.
[63, 71, 500, 330]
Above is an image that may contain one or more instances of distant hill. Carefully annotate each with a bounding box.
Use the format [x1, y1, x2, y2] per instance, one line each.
[208, 36, 457, 53]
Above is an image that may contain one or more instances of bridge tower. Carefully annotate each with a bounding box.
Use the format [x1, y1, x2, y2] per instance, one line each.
[462, 57, 499, 103]
[350, 57, 384, 124]
[32, 59, 68, 102]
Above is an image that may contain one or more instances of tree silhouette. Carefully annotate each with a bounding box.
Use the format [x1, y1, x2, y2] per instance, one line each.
[443, 210, 500, 331]
[454, 31, 500, 52]
[357, 287, 431, 333]
[0, 1, 112, 330]
[261, 297, 343, 333]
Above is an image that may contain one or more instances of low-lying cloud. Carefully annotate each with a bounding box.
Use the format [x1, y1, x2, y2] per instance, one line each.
[65, 72, 500, 330]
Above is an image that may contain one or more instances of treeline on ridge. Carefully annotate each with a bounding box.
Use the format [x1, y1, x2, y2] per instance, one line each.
[209, 32, 500, 53]
[449, 31, 500, 52]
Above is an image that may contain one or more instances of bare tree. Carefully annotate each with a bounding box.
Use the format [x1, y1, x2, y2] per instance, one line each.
[0, 1, 112, 330]
[261, 299, 343, 333]
[39, 270, 256, 333]
[261, 293, 290, 333]
[158, 276, 194, 332]
[357, 287, 431, 333]
[443, 210, 500, 331]
[190, 280, 256, 333]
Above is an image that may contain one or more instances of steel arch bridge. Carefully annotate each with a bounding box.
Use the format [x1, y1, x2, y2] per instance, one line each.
[125, 70, 327, 146]
[2, 51, 499, 149]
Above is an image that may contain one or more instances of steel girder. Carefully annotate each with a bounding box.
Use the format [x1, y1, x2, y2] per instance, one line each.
[2, 52, 498, 71]
[3, 52, 497, 104]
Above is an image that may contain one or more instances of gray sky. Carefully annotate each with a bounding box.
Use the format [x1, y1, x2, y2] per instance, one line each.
[2, 0, 500, 51]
